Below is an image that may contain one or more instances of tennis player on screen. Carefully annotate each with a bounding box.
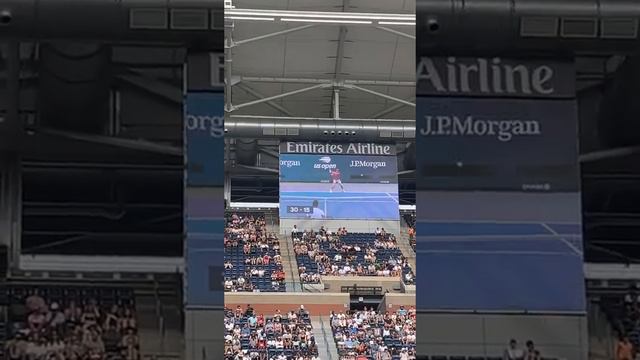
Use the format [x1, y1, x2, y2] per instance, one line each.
[309, 200, 325, 219]
[329, 167, 345, 192]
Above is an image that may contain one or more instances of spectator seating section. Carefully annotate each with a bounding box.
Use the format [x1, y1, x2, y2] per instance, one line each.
[600, 294, 640, 346]
[5, 285, 139, 360]
[296, 232, 415, 283]
[224, 213, 286, 292]
[224, 307, 318, 359]
[225, 244, 286, 292]
[417, 357, 557, 360]
[331, 309, 416, 360]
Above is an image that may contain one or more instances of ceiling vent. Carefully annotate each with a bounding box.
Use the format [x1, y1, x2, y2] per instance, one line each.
[561, 18, 598, 38]
[520, 17, 559, 37]
[601, 18, 638, 39]
[171, 9, 209, 30]
[129, 8, 168, 29]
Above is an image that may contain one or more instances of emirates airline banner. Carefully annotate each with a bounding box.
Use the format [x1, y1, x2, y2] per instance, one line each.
[416, 56, 576, 98]
[416, 57, 585, 314]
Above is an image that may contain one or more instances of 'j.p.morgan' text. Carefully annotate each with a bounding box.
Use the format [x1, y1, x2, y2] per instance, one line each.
[185, 114, 224, 138]
[420, 115, 541, 142]
[350, 160, 386, 169]
[417, 57, 556, 96]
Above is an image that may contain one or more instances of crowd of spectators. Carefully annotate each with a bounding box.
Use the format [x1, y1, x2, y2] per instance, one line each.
[4, 289, 139, 360]
[330, 307, 416, 360]
[224, 213, 286, 292]
[502, 338, 543, 360]
[293, 226, 415, 284]
[224, 305, 319, 360]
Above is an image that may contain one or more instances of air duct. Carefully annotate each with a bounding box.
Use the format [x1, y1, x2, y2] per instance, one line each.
[225, 116, 415, 141]
[417, 0, 640, 54]
[0, 0, 222, 45]
[235, 139, 258, 166]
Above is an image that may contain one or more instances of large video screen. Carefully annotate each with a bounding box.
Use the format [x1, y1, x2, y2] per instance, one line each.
[279, 142, 400, 220]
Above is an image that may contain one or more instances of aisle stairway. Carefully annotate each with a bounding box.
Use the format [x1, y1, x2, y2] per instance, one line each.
[278, 229, 302, 292]
[136, 280, 183, 360]
[312, 316, 340, 360]
[397, 229, 416, 271]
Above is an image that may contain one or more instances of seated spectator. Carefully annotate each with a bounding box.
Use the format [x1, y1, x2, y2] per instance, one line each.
[524, 340, 541, 360]
[616, 336, 634, 360]
[503, 339, 525, 360]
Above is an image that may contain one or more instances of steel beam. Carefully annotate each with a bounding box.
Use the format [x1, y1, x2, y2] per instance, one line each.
[230, 83, 330, 111]
[346, 85, 416, 107]
[333, 89, 341, 120]
[376, 26, 415, 40]
[231, 25, 316, 47]
[238, 76, 413, 87]
[370, 100, 413, 119]
[237, 83, 294, 116]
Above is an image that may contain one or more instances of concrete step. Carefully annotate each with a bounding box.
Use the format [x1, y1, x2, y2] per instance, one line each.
[311, 316, 339, 360]
[279, 229, 302, 292]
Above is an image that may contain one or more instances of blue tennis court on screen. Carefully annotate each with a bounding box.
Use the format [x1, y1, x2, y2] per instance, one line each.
[279, 191, 399, 220]
[416, 220, 585, 312]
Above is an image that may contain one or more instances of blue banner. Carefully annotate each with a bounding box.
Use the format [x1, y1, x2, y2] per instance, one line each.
[185, 92, 224, 187]
[184, 92, 224, 308]
[416, 75, 585, 313]
[417, 97, 579, 192]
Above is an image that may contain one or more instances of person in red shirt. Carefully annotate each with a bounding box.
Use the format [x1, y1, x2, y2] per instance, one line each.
[329, 167, 345, 192]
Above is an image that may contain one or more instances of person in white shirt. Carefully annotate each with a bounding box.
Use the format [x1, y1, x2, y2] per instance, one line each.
[310, 200, 325, 219]
[504, 339, 525, 360]
[291, 225, 300, 239]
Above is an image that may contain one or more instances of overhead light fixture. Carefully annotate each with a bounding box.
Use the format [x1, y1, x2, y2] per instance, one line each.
[228, 16, 275, 21]
[281, 18, 373, 25]
[225, 9, 414, 22]
[378, 21, 415, 26]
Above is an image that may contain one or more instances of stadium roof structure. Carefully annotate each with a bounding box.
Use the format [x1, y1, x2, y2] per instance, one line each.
[226, 1, 415, 122]
[224, 0, 417, 202]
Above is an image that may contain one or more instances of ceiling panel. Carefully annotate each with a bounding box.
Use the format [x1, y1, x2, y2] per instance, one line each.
[228, 0, 415, 120]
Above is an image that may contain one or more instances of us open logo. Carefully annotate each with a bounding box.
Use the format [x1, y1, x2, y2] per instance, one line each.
[314, 156, 336, 170]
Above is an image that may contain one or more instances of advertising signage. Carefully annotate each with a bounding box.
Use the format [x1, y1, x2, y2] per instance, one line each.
[185, 92, 224, 187]
[416, 96, 579, 191]
[417, 56, 576, 98]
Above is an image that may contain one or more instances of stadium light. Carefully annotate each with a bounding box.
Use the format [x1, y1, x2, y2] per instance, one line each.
[281, 18, 373, 25]
[224, 9, 415, 24]
[378, 21, 416, 26]
[228, 16, 275, 21]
